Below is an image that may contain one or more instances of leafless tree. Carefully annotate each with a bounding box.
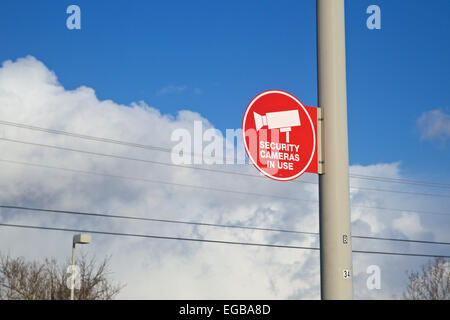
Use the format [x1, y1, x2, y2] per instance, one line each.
[404, 257, 449, 300]
[0, 252, 124, 300]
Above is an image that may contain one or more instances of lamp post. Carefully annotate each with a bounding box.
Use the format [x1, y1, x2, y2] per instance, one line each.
[317, 0, 353, 299]
[70, 234, 91, 300]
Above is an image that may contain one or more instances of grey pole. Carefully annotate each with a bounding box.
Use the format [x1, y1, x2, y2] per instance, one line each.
[70, 242, 76, 300]
[316, 0, 353, 299]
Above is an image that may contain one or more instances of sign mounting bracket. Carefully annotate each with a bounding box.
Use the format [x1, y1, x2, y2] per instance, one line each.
[317, 107, 324, 174]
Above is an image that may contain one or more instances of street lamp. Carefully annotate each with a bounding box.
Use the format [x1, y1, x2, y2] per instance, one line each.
[71, 234, 91, 300]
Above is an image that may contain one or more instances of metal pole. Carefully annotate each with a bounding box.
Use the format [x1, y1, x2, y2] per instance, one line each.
[70, 242, 75, 300]
[316, 0, 353, 299]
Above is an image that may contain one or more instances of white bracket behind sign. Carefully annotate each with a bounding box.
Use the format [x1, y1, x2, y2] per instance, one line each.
[317, 107, 324, 174]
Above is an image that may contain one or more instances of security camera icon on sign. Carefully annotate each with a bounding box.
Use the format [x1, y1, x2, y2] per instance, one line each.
[253, 110, 301, 143]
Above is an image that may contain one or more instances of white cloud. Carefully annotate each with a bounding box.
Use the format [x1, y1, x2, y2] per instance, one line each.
[0, 56, 447, 299]
[392, 214, 426, 238]
[193, 88, 203, 95]
[417, 109, 450, 143]
[156, 84, 187, 96]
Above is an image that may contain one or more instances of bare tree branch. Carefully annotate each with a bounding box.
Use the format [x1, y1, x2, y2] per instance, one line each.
[0, 252, 124, 300]
[404, 257, 449, 300]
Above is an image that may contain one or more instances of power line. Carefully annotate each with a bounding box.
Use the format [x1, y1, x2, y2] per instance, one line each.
[0, 222, 318, 251]
[0, 204, 318, 237]
[351, 249, 450, 259]
[2, 137, 449, 199]
[1, 119, 449, 189]
[349, 173, 450, 189]
[0, 222, 449, 259]
[351, 204, 449, 217]
[0, 158, 312, 203]
[352, 235, 450, 246]
[348, 185, 450, 198]
[2, 204, 450, 246]
[0, 137, 293, 183]
[0, 120, 173, 153]
[1, 158, 449, 217]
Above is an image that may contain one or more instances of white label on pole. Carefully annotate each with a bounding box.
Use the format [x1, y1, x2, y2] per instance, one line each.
[343, 269, 351, 279]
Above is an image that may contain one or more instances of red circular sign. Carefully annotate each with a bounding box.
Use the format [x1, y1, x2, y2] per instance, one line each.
[242, 90, 316, 181]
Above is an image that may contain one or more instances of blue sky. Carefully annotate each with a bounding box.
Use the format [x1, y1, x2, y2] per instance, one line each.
[0, 1, 449, 300]
[0, 0, 449, 182]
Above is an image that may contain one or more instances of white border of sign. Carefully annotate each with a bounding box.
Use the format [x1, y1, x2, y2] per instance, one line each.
[242, 90, 316, 181]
